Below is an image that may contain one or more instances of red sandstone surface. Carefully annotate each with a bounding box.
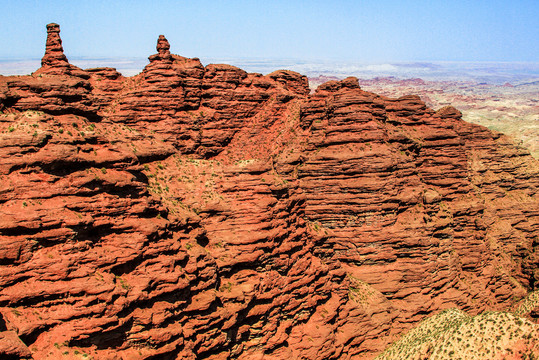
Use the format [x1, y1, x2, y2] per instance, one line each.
[0, 24, 537, 360]
[340, 76, 539, 158]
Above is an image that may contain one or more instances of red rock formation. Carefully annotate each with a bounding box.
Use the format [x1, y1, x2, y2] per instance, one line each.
[0, 24, 537, 360]
[154, 34, 172, 59]
[2, 24, 96, 118]
[34, 23, 88, 79]
[40, 24, 69, 68]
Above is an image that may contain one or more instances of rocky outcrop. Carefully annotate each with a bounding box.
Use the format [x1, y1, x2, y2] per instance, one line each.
[0, 24, 537, 359]
[0, 24, 96, 119]
[39, 24, 69, 70]
[296, 81, 538, 343]
[34, 23, 89, 79]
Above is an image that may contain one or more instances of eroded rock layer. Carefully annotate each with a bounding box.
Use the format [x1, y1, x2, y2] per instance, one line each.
[0, 24, 537, 360]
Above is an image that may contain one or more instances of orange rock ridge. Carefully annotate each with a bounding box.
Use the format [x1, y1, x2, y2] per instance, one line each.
[0, 24, 537, 359]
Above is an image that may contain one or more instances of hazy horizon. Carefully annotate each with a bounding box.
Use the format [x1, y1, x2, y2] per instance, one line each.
[1, 56, 538, 86]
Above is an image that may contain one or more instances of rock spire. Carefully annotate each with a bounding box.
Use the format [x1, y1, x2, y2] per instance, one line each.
[156, 35, 171, 56]
[41, 23, 69, 68]
[35, 23, 87, 78]
[149, 35, 172, 62]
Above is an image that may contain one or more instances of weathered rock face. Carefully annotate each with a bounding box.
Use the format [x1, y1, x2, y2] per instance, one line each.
[40, 24, 69, 68]
[1, 25, 96, 120]
[34, 23, 89, 79]
[0, 24, 537, 360]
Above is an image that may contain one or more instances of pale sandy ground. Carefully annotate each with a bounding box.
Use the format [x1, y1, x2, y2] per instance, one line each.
[376, 291, 539, 360]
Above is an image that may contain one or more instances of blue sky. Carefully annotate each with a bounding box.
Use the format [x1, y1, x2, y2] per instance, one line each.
[1, 0, 538, 62]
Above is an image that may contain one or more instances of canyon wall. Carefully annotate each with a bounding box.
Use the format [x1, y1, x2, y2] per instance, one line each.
[0, 24, 537, 359]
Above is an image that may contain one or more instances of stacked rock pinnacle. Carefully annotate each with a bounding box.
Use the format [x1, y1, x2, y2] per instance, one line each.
[34, 23, 87, 78]
[157, 35, 171, 56]
[41, 23, 69, 68]
[148, 34, 172, 62]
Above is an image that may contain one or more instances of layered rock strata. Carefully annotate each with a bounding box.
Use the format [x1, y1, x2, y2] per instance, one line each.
[0, 24, 537, 359]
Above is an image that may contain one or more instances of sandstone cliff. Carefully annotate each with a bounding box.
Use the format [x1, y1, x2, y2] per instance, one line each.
[0, 24, 537, 360]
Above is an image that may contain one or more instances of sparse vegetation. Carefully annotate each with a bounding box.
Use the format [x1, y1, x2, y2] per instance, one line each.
[514, 290, 539, 317]
[115, 275, 131, 290]
[219, 282, 233, 292]
[348, 275, 378, 306]
[376, 308, 539, 360]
